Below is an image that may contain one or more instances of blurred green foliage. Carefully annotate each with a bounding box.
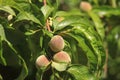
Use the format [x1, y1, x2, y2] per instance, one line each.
[0, 0, 120, 80]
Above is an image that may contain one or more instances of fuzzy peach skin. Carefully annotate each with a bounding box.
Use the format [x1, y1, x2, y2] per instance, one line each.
[53, 51, 71, 63]
[80, 1, 92, 12]
[49, 35, 64, 52]
[36, 55, 50, 67]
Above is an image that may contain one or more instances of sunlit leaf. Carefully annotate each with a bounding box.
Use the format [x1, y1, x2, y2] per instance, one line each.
[93, 6, 120, 16]
[54, 10, 85, 17]
[0, 6, 16, 16]
[54, 16, 92, 31]
[0, 24, 7, 41]
[67, 65, 97, 80]
[41, 5, 54, 20]
[0, 74, 3, 80]
[0, 0, 23, 11]
[88, 11, 105, 39]
[38, 0, 42, 2]
[51, 61, 68, 71]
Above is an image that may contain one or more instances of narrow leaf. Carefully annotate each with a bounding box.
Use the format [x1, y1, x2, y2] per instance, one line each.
[0, 36, 7, 65]
[6, 40, 28, 80]
[0, 6, 16, 16]
[0, 25, 16, 54]
[88, 11, 105, 39]
[15, 56, 28, 80]
[39, 36, 43, 48]
[0, 24, 7, 41]
[0, 74, 3, 80]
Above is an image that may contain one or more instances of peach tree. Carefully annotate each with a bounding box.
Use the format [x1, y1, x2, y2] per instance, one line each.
[0, 0, 107, 80]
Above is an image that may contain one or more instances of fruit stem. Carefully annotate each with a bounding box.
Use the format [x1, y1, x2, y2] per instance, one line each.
[46, 19, 51, 32]
[43, 0, 51, 32]
[43, 0, 47, 6]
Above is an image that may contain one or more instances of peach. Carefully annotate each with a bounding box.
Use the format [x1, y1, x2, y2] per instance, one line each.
[36, 55, 50, 68]
[80, 1, 92, 12]
[53, 51, 71, 63]
[49, 35, 64, 52]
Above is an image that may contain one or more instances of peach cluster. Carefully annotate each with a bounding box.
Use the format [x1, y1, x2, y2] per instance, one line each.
[35, 35, 71, 71]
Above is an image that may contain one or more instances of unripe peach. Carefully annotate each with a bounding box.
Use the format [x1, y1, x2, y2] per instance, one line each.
[49, 35, 64, 52]
[53, 51, 71, 63]
[80, 1, 92, 12]
[36, 55, 50, 68]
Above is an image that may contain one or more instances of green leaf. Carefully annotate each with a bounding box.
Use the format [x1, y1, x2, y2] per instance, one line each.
[88, 11, 105, 39]
[25, 29, 40, 36]
[0, 74, 3, 80]
[44, 30, 53, 37]
[36, 71, 42, 80]
[0, 27, 28, 79]
[0, 25, 28, 79]
[0, 24, 7, 41]
[18, 2, 31, 11]
[0, 25, 16, 54]
[67, 65, 96, 80]
[72, 25, 105, 73]
[0, 0, 23, 11]
[51, 61, 68, 71]
[38, 0, 42, 2]
[93, 6, 120, 16]
[5, 39, 28, 80]
[0, 36, 7, 65]
[0, 17, 12, 29]
[54, 16, 92, 31]
[0, 24, 18, 66]
[15, 12, 42, 25]
[15, 56, 28, 80]
[30, 4, 45, 24]
[0, 6, 16, 16]
[41, 5, 54, 20]
[65, 33, 97, 70]
[107, 26, 120, 56]
[54, 10, 85, 18]
[60, 23, 105, 75]
[36, 63, 51, 80]
[39, 36, 43, 48]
